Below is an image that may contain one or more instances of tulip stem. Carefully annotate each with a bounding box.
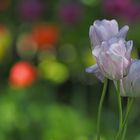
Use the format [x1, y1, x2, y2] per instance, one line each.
[116, 80, 123, 131]
[121, 97, 134, 140]
[115, 97, 134, 140]
[97, 78, 108, 140]
[121, 120, 127, 140]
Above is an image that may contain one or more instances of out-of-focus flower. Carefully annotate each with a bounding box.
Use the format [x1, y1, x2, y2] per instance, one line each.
[120, 60, 140, 97]
[58, 2, 83, 25]
[17, 0, 43, 21]
[86, 19, 133, 80]
[103, 0, 129, 16]
[16, 33, 38, 59]
[32, 24, 59, 48]
[123, 4, 140, 22]
[0, 25, 12, 62]
[103, 0, 140, 22]
[38, 60, 69, 84]
[0, 0, 10, 11]
[9, 61, 36, 88]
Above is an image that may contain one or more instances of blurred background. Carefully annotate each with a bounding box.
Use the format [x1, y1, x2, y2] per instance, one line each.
[0, 0, 140, 140]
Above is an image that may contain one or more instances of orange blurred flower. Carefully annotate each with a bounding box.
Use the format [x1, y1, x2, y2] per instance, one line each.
[9, 61, 36, 88]
[32, 24, 59, 49]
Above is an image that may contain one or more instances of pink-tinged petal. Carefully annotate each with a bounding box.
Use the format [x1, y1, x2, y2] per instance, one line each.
[109, 41, 126, 56]
[105, 52, 124, 79]
[117, 25, 129, 39]
[92, 41, 108, 57]
[92, 45, 101, 57]
[96, 37, 132, 80]
[122, 57, 130, 76]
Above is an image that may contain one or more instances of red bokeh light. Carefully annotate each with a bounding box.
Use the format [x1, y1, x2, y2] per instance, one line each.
[32, 24, 59, 48]
[9, 61, 36, 87]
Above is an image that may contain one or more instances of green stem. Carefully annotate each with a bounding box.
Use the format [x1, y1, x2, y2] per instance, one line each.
[121, 121, 127, 140]
[117, 80, 123, 131]
[96, 78, 108, 140]
[115, 97, 134, 140]
[121, 97, 130, 140]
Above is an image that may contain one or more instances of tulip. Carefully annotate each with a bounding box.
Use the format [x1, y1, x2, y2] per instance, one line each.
[89, 19, 129, 48]
[120, 60, 140, 97]
[86, 19, 133, 80]
[87, 38, 133, 80]
[86, 64, 105, 82]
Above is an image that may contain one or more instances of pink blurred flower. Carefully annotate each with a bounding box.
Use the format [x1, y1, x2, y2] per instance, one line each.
[103, 0, 140, 22]
[103, 0, 129, 16]
[123, 4, 140, 22]
[17, 0, 43, 21]
[58, 2, 83, 25]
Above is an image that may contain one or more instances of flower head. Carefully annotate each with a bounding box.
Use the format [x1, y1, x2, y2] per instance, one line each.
[86, 19, 133, 81]
[18, 0, 43, 21]
[93, 38, 132, 80]
[120, 60, 140, 97]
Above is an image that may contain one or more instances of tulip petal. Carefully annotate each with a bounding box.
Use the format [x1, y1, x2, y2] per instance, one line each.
[100, 19, 119, 37]
[133, 78, 140, 96]
[93, 19, 119, 42]
[117, 25, 129, 39]
[121, 60, 140, 97]
[89, 25, 101, 47]
[92, 45, 101, 57]
[86, 64, 105, 82]
[125, 40, 133, 59]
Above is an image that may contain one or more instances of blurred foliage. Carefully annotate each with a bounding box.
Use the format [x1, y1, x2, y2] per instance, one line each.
[0, 0, 139, 140]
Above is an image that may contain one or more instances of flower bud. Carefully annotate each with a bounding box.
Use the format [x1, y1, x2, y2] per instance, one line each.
[89, 19, 129, 48]
[121, 60, 140, 97]
[86, 19, 132, 81]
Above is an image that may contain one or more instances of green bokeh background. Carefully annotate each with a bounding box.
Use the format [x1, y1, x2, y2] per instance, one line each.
[0, 0, 140, 140]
